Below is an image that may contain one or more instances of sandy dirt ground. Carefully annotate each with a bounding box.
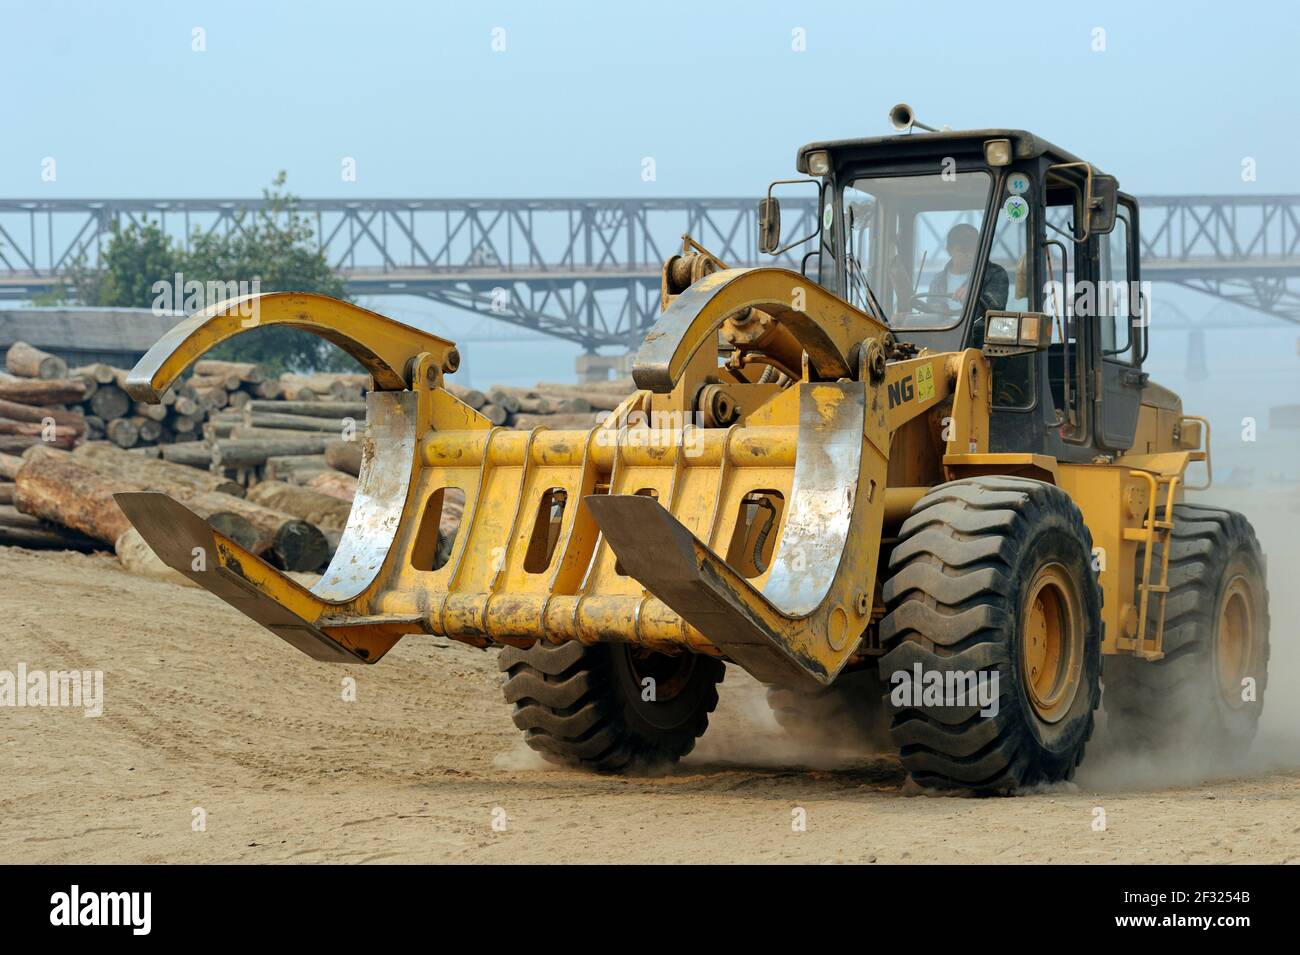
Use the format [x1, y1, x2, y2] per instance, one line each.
[2, 486, 1298, 865]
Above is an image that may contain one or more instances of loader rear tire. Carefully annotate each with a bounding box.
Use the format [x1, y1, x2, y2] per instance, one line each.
[1103, 505, 1269, 754]
[499, 641, 724, 772]
[879, 477, 1103, 795]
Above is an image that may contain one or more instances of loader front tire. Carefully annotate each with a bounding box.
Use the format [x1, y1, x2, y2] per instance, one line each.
[499, 641, 724, 772]
[879, 477, 1103, 795]
[1103, 505, 1269, 754]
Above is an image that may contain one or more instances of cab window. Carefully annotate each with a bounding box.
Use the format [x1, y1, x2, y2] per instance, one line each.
[1098, 210, 1136, 362]
[1043, 196, 1086, 440]
[840, 170, 992, 329]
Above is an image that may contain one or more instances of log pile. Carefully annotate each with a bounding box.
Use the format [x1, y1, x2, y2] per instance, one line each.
[2, 345, 377, 470]
[0, 355, 634, 588]
[0, 501, 99, 551]
[1, 344, 89, 453]
[278, 372, 369, 402]
[5, 444, 333, 572]
[67, 361, 216, 449]
[152, 371, 374, 486]
[5, 336, 627, 478]
[0, 348, 381, 573]
[1, 341, 214, 454]
[188, 359, 284, 411]
[444, 379, 630, 428]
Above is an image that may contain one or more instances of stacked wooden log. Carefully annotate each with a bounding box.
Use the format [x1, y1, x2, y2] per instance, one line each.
[0, 351, 374, 570]
[4, 444, 333, 571]
[74, 362, 217, 449]
[149, 370, 373, 486]
[277, 371, 369, 402]
[1, 341, 225, 452]
[0, 450, 102, 550]
[2, 342, 89, 455]
[188, 359, 283, 412]
[446, 379, 631, 428]
[0, 357, 637, 577]
[0, 356, 636, 531]
[6, 341, 68, 379]
[0, 500, 100, 551]
[1, 348, 378, 477]
[161, 367, 373, 458]
[205, 400, 366, 442]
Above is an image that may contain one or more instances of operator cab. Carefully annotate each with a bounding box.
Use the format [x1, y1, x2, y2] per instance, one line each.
[762, 115, 1147, 461]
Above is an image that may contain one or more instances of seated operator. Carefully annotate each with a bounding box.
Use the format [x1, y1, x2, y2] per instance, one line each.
[930, 223, 1032, 404]
[927, 223, 1009, 345]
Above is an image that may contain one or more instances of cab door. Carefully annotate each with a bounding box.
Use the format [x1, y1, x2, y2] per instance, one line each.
[1094, 195, 1143, 450]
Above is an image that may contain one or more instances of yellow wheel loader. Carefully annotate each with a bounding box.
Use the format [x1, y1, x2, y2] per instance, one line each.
[117, 112, 1270, 794]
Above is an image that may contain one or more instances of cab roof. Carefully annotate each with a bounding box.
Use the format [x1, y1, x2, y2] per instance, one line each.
[795, 129, 1099, 176]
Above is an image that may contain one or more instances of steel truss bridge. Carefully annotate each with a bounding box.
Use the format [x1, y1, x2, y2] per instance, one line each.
[2, 196, 1298, 350]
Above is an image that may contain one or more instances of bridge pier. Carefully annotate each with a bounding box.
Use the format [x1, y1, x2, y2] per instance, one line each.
[575, 352, 633, 384]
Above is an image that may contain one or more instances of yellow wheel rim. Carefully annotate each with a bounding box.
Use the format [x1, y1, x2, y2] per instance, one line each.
[1216, 575, 1255, 708]
[1020, 563, 1084, 724]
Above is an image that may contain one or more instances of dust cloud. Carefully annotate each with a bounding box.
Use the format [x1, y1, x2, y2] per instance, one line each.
[1078, 484, 1300, 791]
[688, 667, 894, 773]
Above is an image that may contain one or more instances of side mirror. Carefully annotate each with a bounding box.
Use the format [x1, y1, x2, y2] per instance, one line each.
[1088, 175, 1119, 235]
[758, 197, 781, 254]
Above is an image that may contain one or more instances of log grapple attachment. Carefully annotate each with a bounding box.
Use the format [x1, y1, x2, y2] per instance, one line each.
[119, 268, 990, 688]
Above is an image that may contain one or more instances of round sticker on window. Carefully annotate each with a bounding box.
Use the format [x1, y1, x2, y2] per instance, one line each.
[1004, 196, 1029, 222]
[822, 203, 834, 231]
[1007, 172, 1031, 195]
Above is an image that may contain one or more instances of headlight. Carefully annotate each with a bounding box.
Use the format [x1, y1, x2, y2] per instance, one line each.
[984, 139, 1013, 166]
[982, 311, 1053, 354]
[987, 315, 1020, 343]
[806, 151, 831, 176]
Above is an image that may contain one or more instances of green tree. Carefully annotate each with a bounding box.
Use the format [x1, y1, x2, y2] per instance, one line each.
[76, 220, 182, 308]
[185, 173, 356, 373]
[61, 174, 357, 374]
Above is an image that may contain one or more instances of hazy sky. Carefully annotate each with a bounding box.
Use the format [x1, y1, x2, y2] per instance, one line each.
[2, 0, 1297, 451]
[3, 0, 1296, 198]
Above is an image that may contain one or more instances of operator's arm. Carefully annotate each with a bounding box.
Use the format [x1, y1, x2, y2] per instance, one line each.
[978, 263, 1010, 313]
[927, 265, 948, 296]
[967, 264, 1010, 348]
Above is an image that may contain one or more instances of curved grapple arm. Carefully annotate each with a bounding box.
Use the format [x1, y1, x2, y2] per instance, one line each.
[124, 292, 458, 402]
